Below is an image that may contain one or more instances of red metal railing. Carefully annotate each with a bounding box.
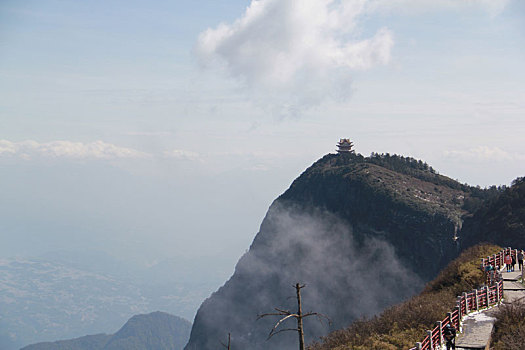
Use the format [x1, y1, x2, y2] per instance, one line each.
[408, 247, 513, 350]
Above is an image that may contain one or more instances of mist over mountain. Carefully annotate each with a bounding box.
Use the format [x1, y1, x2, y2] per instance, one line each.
[185, 152, 497, 350]
[21, 311, 191, 350]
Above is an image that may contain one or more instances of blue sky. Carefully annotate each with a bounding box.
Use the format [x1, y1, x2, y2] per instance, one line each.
[1, 0, 524, 303]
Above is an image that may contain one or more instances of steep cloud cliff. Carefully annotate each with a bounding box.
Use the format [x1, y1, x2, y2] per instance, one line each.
[185, 153, 486, 350]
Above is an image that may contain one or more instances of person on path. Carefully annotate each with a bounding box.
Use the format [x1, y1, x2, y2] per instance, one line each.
[485, 263, 495, 284]
[505, 254, 513, 272]
[512, 255, 516, 272]
[443, 323, 456, 350]
[518, 250, 524, 271]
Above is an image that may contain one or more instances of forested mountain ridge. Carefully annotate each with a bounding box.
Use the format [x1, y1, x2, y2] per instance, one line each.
[284, 152, 502, 218]
[186, 152, 497, 350]
[461, 176, 525, 248]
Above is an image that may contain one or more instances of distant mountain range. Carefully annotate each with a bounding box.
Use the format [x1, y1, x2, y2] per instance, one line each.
[21, 311, 191, 350]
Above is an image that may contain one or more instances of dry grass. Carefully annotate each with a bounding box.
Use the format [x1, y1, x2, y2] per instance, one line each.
[308, 244, 501, 350]
[491, 301, 525, 349]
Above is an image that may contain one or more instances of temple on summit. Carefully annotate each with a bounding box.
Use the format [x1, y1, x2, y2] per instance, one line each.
[337, 139, 354, 154]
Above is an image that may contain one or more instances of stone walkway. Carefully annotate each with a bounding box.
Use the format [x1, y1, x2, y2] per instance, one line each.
[455, 268, 525, 350]
[503, 269, 525, 302]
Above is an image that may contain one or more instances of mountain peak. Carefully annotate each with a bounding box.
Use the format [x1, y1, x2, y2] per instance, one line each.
[185, 152, 485, 350]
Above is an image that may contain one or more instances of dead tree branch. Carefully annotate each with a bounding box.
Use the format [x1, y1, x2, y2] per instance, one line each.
[220, 332, 231, 350]
[257, 283, 331, 350]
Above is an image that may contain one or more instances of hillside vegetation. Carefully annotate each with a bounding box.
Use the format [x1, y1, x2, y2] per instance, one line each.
[292, 153, 503, 219]
[461, 177, 525, 249]
[308, 244, 501, 350]
[491, 301, 525, 349]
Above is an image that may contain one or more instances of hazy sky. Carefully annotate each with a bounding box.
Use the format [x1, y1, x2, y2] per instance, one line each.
[1, 0, 524, 280]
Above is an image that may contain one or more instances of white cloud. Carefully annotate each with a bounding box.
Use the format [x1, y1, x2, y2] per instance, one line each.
[123, 131, 172, 137]
[444, 146, 525, 162]
[245, 164, 270, 172]
[196, 0, 510, 114]
[196, 0, 393, 114]
[367, 0, 510, 16]
[0, 140, 148, 160]
[163, 149, 200, 161]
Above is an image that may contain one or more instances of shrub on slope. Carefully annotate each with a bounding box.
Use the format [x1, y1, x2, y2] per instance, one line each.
[491, 301, 525, 349]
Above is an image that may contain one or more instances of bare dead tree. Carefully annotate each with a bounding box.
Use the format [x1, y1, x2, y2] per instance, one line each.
[258, 283, 330, 350]
[220, 333, 231, 350]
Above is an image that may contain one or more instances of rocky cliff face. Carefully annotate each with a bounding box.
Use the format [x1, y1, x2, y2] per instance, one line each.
[185, 153, 485, 350]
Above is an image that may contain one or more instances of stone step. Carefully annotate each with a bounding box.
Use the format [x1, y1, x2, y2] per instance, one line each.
[455, 309, 497, 350]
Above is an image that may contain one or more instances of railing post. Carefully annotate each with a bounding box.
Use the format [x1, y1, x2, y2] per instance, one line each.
[463, 292, 469, 314]
[437, 320, 443, 346]
[485, 286, 490, 307]
[416, 342, 422, 350]
[456, 298, 462, 323]
[427, 330, 433, 349]
[447, 311, 453, 326]
[496, 282, 500, 303]
[475, 289, 479, 311]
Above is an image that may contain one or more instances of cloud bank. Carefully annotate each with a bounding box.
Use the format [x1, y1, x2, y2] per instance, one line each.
[196, 0, 510, 114]
[444, 146, 525, 162]
[196, 0, 393, 114]
[367, 0, 510, 16]
[163, 149, 200, 161]
[0, 140, 148, 160]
